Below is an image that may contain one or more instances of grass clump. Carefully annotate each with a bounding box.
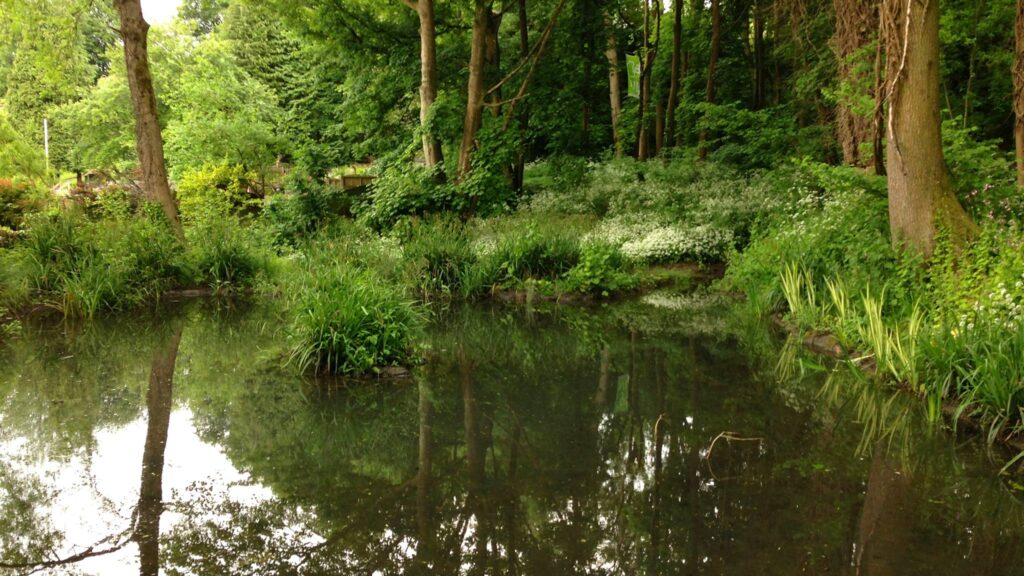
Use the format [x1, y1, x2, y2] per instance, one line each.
[285, 256, 420, 376]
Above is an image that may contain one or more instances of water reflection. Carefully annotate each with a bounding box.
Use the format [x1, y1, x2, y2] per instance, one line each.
[0, 300, 1022, 575]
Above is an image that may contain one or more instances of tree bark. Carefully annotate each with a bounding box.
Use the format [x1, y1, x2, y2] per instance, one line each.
[666, 0, 683, 148]
[405, 0, 445, 170]
[606, 14, 623, 158]
[882, 0, 974, 255]
[833, 0, 875, 167]
[458, 0, 491, 180]
[1015, 0, 1024, 187]
[698, 0, 721, 161]
[114, 0, 184, 242]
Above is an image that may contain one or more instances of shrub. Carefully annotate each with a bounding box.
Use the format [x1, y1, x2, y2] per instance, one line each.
[564, 241, 637, 296]
[0, 179, 43, 230]
[356, 158, 455, 230]
[176, 163, 261, 221]
[263, 172, 346, 247]
[182, 212, 273, 288]
[287, 266, 420, 375]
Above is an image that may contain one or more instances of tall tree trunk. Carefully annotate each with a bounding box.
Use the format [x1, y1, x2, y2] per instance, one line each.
[606, 14, 624, 158]
[882, 0, 974, 255]
[404, 0, 445, 170]
[581, 0, 594, 151]
[1015, 0, 1024, 187]
[458, 0, 491, 180]
[514, 0, 530, 191]
[698, 0, 721, 161]
[485, 9, 504, 118]
[638, 0, 661, 161]
[114, 0, 184, 242]
[666, 0, 683, 148]
[753, 0, 767, 109]
[135, 326, 182, 576]
[833, 0, 875, 167]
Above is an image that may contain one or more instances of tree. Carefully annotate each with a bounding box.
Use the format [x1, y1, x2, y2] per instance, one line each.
[606, 13, 623, 158]
[458, 0, 492, 179]
[113, 0, 184, 241]
[401, 0, 445, 170]
[637, 0, 662, 161]
[833, 0, 876, 168]
[1016, 0, 1024, 186]
[882, 0, 974, 255]
[665, 0, 683, 149]
[698, 0, 721, 161]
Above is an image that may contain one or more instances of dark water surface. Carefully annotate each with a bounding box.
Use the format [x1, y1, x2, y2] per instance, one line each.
[1, 295, 1022, 575]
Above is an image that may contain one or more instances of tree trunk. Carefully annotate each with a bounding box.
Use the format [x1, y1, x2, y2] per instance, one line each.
[135, 326, 182, 576]
[485, 9, 504, 118]
[698, 0, 721, 161]
[873, 17, 887, 176]
[458, 0, 491, 180]
[667, 0, 683, 148]
[833, 0, 875, 167]
[408, 0, 445, 170]
[753, 0, 767, 110]
[882, 0, 974, 255]
[638, 0, 661, 161]
[114, 0, 184, 242]
[606, 14, 623, 158]
[655, 101, 665, 154]
[1015, 0, 1024, 187]
[514, 0, 530, 192]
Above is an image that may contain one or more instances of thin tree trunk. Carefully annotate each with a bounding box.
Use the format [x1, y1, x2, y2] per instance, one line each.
[114, 0, 184, 242]
[882, 0, 975, 255]
[698, 0, 721, 161]
[666, 0, 683, 147]
[753, 0, 766, 109]
[873, 16, 887, 176]
[458, 0, 491, 180]
[514, 0, 530, 192]
[485, 9, 504, 118]
[135, 326, 182, 576]
[404, 0, 445, 170]
[638, 0, 661, 161]
[655, 101, 665, 154]
[1015, 0, 1024, 187]
[606, 14, 623, 158]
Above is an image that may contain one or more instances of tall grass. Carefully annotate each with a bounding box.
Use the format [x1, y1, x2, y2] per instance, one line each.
[285, 259, 420, 375]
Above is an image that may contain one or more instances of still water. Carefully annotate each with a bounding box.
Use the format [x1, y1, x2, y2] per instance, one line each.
[0, 294, 1022, 575]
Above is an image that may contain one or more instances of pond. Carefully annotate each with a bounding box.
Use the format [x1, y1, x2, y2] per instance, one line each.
[0, 294, 1022, 575]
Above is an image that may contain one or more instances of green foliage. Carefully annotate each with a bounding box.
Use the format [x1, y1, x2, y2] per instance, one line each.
[263, 172, 355, 247]
[163, 39, 287, 179]
[356, 158, 452, 230]
[0, 111, 47, 182]
[176, 163, 260, 221]
[0, 179, 43, 231]
[564, 241, 637, 296]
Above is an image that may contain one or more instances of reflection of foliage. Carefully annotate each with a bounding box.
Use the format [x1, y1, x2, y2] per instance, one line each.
[0, 461, 63, 568]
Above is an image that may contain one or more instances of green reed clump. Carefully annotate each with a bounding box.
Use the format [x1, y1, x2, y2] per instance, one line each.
[286, 263, 421, 375]
[2, 209, 275, 317]
[396, 216, 478, 297]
